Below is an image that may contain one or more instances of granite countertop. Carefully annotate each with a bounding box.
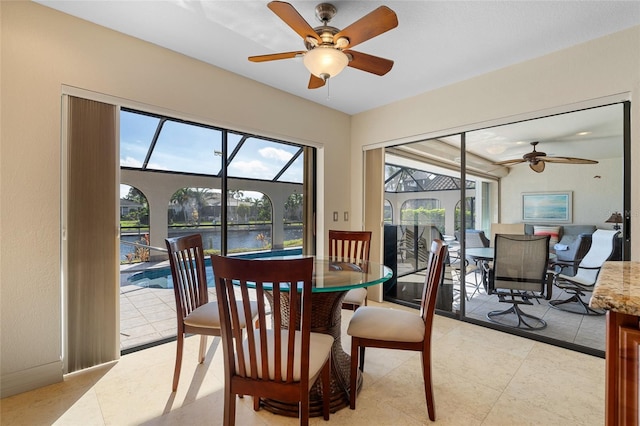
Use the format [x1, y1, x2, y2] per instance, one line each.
[590, 261, 640, 316]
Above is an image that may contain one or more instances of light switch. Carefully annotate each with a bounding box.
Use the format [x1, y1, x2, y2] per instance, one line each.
[333, 211, 338, 221]
[344, 212, 349, 221]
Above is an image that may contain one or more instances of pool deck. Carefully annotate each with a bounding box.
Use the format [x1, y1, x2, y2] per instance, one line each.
[120, 260, 255, 351]
[120, 261, 179, 350]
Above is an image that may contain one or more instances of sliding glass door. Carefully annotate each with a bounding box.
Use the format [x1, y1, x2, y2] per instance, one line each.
[381, 102, 629, 356]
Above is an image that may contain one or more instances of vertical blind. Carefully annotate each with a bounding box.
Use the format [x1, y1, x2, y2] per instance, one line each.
[65, 96, 119, 372]
[363, 148, 385, 301]
[303, 146, 316, 255]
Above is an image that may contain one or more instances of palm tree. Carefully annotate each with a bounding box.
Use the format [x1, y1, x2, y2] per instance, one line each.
[228, 190, 244, 221]
[285, 193, 303, 221]
[191, 188, 214, 225]
[171, 188, 192, 223]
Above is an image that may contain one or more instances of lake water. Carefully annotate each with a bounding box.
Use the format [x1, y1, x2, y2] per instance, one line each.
[120, 226, 302, 261]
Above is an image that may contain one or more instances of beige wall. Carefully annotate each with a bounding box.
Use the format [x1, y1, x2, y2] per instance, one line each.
[0, 1, 350, 396]
[500, 158, 623, 226]
[350, 26, 640, 261]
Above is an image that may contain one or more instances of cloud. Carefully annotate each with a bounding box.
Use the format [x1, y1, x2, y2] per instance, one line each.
[120, 156, 143, 167]
[259, 147, 293, 162]
[229, 160, 272, 178]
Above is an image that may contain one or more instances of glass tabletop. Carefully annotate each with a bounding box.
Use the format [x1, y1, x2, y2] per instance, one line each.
[465, 247, 495, 260]
[256, 255, 392, 293]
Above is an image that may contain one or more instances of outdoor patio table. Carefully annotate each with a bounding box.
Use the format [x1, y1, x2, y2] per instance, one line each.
[249, 255, 392, 417]
[466, 247, 556, 293]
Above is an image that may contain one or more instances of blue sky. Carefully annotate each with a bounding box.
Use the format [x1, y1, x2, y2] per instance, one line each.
[119, 110, 303, 200]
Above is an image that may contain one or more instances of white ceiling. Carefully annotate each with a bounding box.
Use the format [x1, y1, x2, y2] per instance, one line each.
[34, 0, 637, 171]
[35, 0, 640, 115]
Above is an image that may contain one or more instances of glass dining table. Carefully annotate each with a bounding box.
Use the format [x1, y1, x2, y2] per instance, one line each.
[254, 255, 392, 417]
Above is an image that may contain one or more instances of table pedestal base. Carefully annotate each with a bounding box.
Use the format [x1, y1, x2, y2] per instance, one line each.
[262, 291, 361, 417]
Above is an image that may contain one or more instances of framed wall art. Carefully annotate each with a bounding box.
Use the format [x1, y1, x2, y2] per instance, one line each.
[522, 191, 572, 223]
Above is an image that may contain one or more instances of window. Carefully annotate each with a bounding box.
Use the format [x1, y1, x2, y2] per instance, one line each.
[119, 108, 312, 353]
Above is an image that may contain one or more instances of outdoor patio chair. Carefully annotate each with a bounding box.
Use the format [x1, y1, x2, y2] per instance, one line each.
[210, 255, 333, 426]
[457, 229, 490, 299]
[329, 230, 372, 311]
[549, 229, 620, 315]
[485, 234, 552, 330]
[165, 234, 258, 392]
[347, 239, 447, 421]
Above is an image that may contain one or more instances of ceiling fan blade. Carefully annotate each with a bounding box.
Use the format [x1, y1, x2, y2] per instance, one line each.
[308, 74, 326, 89]
[493, 158, 527, 166]
[334, 6, 398, 49]
[538, 156, 599, 164]
[268, 1, 321, 43]
[248, 51, 305, 62]
[345, 50, 394, 76]
[529, 161, 546, 173]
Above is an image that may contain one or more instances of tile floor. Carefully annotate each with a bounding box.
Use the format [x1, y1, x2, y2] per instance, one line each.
[1, 301, 606, 425]
[395, 265, 606, 353]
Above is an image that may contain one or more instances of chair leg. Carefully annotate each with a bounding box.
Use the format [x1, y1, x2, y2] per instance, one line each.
[300, 394, 310, 426]
[349, 338, 359, 409]
[487, 304, 547, 330]
[549, 291, 605, 315]
[359, 346, 366, 371]
[198, 335, 207, 363]
[321, 357, 331, 421]
[172, 332, 184, 392]
[223, 382, 236, 426]
[421, 351, 436, 421]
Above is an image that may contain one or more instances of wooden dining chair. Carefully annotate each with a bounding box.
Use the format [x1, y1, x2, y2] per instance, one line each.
[210, 255, 334, 426]
[165, 234, 258, 392]
[347, 239, 447, 421]
[328, 230, 372, 310]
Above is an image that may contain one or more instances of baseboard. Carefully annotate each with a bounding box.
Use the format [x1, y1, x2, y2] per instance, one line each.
[0, 361, 63, 398]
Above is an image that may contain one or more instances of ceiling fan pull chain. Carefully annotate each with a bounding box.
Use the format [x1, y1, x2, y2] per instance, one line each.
[326, 78, 331, 101]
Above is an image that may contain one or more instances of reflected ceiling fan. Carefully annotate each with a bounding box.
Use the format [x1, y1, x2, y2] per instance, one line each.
[493, 141, 598, 173]
[248, 1, 398, 89]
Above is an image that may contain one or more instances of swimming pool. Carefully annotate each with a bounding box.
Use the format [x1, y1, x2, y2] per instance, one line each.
[125, 248, 303, 289]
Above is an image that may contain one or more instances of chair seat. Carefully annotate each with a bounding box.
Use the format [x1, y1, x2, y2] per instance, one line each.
[557, 273, 593, 286]
[343, 288, 367, 305]
[184, 301, 258, 328]
[239, 329, 334, 383]
[347, 306, 425, 342]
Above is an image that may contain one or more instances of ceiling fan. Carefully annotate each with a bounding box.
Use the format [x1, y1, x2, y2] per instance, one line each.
[248, 1, 398, 89]
[493, 141, 598, 173]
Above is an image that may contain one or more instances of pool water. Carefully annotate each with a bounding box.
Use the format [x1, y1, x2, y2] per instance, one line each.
[126, 248, 302, 289]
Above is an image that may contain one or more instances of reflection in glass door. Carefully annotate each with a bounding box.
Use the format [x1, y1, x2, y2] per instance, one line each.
[461, 103, 626, 356]
[380, 102, 628, 358]
[383, 136, 463, 316]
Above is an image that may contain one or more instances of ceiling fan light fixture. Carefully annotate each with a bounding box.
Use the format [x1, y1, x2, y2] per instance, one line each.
[303, 46, 348, 80]
[529, 160, 545, 173]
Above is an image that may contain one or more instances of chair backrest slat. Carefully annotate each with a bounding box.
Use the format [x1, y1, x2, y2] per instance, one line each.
[328, 230, 372, 266]
[165, 234, 209, 321]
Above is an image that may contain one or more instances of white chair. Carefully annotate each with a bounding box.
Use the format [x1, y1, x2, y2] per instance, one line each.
[549, 229, 620, 315]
